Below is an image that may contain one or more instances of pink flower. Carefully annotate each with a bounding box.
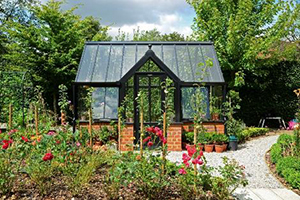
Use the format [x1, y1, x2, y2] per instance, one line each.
[162, 137, 167, 144]
[186, 145, 196, 157]
[8, 139, 13, 144]
[76, 142, 81, 147]
[47, 131, 55, 136]
[192, 158, 203, 165]
[156, 130, 163, 137]
[143, 136, 151, 143]
[182, 153, 191, 162]
[183, 161, 190, 167]
[147, 141, 153, 147]
[197, 151, 204, 160]
[179, 168, 187, 175]
[8, 129, 17, 135]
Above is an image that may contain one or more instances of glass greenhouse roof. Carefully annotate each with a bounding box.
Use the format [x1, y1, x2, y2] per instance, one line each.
[75, 42, 225, 83]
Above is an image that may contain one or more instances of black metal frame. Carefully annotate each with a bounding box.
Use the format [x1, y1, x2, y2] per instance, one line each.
[72, 43, 227, 133]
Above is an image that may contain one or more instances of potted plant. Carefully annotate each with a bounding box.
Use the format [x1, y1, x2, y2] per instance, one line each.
[226, 118, 243, 151]
[213, 133, 224, 153]
[210, 96, 221, 121]
[204, 132, 214, 152]
[197, 132, 205, 151]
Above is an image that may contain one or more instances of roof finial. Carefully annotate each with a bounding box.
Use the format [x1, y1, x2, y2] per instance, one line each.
[148, 44, 152, 49]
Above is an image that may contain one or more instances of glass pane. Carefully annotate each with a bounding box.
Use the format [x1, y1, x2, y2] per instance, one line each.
[104, 87, 119, 118]
[138, 59, 161, 72]
[189, 45, 206, 82]
[181, 87, 209, 119]
[122, 45, 137, 78]
[137, 45, 149, 61]
[200, 45, 214, 82]
[151, 77, 160, 86]
[176, 45, 194, 82]
[76, 45, 98, 82]
[139, 77, 149, 86]
[162, 45, 178, 77]
[92, 88, 105, 119]
[92, 87, 119, 119]
[152, 45, 163, 60]
[140, 88, 150, 122]
[150, 87, 162, 122]
[106, 45, 123, 81]
[92, 45, 110, 82]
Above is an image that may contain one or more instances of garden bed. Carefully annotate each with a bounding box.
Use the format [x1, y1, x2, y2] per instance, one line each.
[265, 150, 300, 196]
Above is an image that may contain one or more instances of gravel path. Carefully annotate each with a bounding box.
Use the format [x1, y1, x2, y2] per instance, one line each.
[167, 135, 284, 189]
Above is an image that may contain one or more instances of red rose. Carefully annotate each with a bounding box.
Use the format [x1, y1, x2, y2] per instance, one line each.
[143, 136, 151, 143]
[154, 127, 161, 133]
[147, 141, 153, 147]
[21, 136, 29, 142]
[146, 127, 154, 133]
[43, 153, 54, 161]
[56, 140, 61, 144]
[8, 139, 13, 144]
[2, 142, 9, 149]
[162, 137, 167, 144]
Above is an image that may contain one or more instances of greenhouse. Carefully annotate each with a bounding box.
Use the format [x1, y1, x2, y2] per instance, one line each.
[73, 41, 226, 151]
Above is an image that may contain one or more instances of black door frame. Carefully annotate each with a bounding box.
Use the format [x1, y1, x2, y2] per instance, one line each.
[133, 72, 166, 144]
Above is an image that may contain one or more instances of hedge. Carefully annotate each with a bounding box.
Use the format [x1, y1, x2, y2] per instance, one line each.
[270, 134, 300, 190]
[237, 127, 269, 143]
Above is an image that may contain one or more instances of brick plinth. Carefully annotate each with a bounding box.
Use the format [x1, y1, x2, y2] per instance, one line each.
[183, 122, 225, 134]
[120, 124, 134, 151]
[167, 124, 182, 151]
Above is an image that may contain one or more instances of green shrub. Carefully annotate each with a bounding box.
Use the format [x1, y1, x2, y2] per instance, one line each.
[237, 127, 269, 143]
[276, 156, 300, 175]
[277, 134, 293, 153]
[270, 143, 283, 164]
[281, 168, 300, 189]
[183, 131, 194, 144]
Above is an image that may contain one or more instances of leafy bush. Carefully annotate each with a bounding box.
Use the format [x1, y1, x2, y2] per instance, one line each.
[276, 156, 300, 189]
[237, 127, 269, 143]
[277, 134, 293, 154]
[183, 131, 194, 144]
[270, 143, 282, 163]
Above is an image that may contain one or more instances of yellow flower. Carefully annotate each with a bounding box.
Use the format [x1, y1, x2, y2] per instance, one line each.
[294, 89, 300, 97]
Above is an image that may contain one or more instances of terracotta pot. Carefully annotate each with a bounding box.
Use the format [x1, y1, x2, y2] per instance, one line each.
[222, 143, 228, 151]
[211, 113, 220, 121]
[204, 144, 214, 152]
[215, 144, 224, 153]
[198, 143, 204, 151]
[127, 118, 133, 123]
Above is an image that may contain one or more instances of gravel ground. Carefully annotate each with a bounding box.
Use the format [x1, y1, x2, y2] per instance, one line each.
[167, 135, 284, 189]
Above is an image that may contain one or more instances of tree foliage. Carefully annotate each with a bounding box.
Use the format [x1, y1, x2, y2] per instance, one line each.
[188, 0, 299, 84]
[1, 0, 111, 110]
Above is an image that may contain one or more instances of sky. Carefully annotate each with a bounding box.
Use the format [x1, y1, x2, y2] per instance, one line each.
[40, 0, 195, 38]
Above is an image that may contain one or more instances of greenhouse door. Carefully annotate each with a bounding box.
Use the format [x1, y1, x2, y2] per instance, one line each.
[134, 73, 166, 146]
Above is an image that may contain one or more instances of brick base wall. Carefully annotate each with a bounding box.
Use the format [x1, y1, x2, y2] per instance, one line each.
[182, 122, 225, 134]
[79, 121, 224, 152]
[120, 124, 134, 151]
[167, 124, 182, 151]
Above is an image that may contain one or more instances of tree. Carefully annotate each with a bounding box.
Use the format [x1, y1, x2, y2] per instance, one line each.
[115, 28, 186, 41]
[188, 0, 299, 85]
[0, 0, 37, 67]
[2, 0, 111, 113]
